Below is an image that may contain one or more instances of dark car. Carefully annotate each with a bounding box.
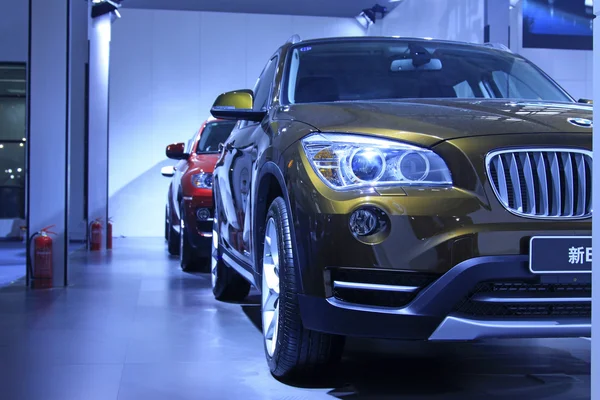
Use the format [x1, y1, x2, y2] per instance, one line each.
[162, 117, 236, 271]
[208, 36, 593, 380]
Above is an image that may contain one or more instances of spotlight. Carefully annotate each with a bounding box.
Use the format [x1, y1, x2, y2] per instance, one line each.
[355, 4, 387, 29]
[91, 0, 122, 19]
[356, 9, 376, 28]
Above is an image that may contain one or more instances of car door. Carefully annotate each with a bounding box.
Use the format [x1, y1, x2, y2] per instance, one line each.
[219, 56, 278, 267]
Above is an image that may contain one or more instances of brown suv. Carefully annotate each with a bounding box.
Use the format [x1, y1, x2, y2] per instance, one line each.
[208, 36, 592, 380]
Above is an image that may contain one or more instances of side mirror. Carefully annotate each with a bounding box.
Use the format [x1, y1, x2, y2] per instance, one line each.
[161, 166, 175, 177]
[578, 98, 593, 104]
[210, 89, 266, 122]
[166, 142, 188, 160]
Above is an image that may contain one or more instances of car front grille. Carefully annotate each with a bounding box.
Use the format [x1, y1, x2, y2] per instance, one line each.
[453, 281, 592, 318]
[486, 149, 592, 219]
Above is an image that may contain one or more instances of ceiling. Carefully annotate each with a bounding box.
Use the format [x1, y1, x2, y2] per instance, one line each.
[121, 0, 401, 18]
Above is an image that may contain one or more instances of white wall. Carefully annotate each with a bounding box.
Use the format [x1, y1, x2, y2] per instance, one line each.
[510, 1, 592, 100]
[0, 0, 28, 62]
[109, 9, 365, 237]
[368, 0, 484, 44]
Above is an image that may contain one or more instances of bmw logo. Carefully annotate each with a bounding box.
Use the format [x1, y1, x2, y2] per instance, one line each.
[568, 117, 593, 128]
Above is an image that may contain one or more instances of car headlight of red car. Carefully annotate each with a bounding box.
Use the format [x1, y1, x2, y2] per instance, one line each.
[191, 172, 213, 189]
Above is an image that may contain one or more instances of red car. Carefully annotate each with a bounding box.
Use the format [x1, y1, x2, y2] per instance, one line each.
[162, 117, 236, 271]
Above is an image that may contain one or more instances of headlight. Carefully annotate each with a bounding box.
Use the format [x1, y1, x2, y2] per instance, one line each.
[301, 133, 452, 190]
[191, 172, 213, 189]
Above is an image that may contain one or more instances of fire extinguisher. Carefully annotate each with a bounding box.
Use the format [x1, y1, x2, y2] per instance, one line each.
[89, 218, 103, 251]
[106, 217, 113, 250]
[28, 225, 56, 289]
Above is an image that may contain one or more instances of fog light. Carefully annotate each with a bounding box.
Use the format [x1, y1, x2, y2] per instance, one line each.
[196, 208, 211, 221]
[349, 208, 379, 236]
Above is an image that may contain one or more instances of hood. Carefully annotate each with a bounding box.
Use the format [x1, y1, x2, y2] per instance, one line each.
[189, 153, 220, 174]
[276, 99, 593, 147]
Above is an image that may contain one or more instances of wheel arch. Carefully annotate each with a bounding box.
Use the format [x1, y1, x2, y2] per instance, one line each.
[253, 161, 304, 293]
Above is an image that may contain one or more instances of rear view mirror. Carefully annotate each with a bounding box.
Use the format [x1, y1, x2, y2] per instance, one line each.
[161, 166, 175, 177]
[390, 58, 442, 72]
[166, 142, 188, 160]
[210, 89, 266, 122]
[578, 98, 593, 104]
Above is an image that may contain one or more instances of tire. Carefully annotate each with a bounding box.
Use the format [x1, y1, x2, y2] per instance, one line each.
[211, 218, 251, 301]
[165, 207, 169, 241]
[179, 201, 207, 272]
[261, 197, 345, 381]
[167, 208, 179, 256]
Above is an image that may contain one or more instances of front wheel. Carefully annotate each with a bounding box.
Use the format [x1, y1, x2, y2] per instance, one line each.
[261, 197, 345, 381]
[167, 207, 179, 256]
[179, 201, 207, 272]
[165, 207, 169, 241]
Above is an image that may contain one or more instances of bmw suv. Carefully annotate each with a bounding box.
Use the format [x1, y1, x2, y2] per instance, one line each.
[208, 36, 592, 380]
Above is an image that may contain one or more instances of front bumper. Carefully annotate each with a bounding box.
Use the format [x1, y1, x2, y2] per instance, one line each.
[181, 196, 213, 257]
[297, 255, 591, 340]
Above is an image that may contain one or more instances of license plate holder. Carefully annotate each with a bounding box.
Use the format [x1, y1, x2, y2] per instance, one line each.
[529, 236, 592, 274]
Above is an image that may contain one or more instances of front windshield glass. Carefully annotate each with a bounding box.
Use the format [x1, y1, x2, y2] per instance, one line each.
[284, 39, 572, 104]
[196, 120, 236, 153]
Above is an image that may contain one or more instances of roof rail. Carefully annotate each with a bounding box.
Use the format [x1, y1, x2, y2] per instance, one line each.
[287, 34, 302, 44]
[482, 42, 512, 53]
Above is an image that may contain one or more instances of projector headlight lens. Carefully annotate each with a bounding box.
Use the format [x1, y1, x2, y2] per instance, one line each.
[301, 133, 452, 190]
[191, 173, 213, 189]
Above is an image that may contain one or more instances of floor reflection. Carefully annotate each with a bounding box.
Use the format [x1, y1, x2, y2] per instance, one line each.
[0, 240, 26, 286]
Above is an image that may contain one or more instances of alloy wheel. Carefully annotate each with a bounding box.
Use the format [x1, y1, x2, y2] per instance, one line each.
[262, 218, 280, 357]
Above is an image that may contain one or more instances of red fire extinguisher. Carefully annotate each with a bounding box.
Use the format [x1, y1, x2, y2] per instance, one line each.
[106, 217, 113, 250]
[89, 218, 103, 251]
[29, 225, 56, 289]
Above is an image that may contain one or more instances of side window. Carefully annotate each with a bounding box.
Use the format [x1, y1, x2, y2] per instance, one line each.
[186, 131, 199, 153]
[252, 57, 278, 112]
[453, 81, 476, 98]
[492, 70, 540, 100]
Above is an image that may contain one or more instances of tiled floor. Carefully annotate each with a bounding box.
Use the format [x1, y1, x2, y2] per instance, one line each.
[0, 238, 591, 399]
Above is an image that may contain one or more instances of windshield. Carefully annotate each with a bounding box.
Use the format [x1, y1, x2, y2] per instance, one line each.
[196, 120, 236, 153]
[284, 39, 572, 104]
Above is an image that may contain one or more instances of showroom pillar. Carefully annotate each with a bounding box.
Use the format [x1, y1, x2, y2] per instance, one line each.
[87, 11, 113, 248]
[68, 1, 90, 243]
[592, 0, 599, 395]
[27, 0, 85, 286]
[484, 0, 510, 46]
